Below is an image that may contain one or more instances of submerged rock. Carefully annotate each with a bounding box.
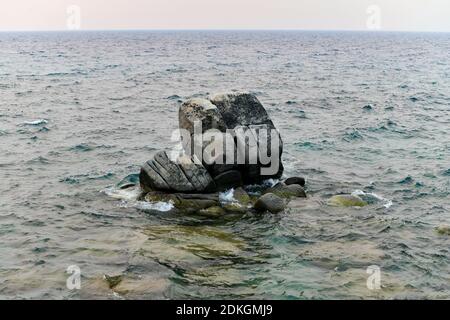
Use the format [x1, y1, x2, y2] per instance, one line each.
[233, 187, 252, 205]
[145, 191, 219, 213]
[254, 193, 286, 213]
[198, 206, 226, 217]
[223, 202, 248, 214]
[103, 274, 123, 289]
[436, 225, 450, 236]
[328, 194, 368, 207]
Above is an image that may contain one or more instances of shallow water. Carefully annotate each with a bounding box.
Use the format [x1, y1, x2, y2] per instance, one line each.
[0, 31, 449, 299]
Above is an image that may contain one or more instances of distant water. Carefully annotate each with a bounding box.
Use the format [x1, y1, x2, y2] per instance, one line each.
[0, 31, 449, 299]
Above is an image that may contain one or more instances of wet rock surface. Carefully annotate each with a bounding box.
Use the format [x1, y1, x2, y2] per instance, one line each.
[254, 193, 286, 214]
[328, 194, 368, 207]
[140, 151, 215, 193]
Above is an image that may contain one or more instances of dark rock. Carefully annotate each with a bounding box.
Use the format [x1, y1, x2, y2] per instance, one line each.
[140, 151, 215, 193]
[103, 274, 123, 289]
[117, 173, 140, 189]
[152, 151, 193, 192]
[210, 92, 274, 128]
[140, 161, 171, 192]
[201, 131, 239, 175]
[284, 176, 306, 187]
[265, 183, 306, 198]
[213, 170, 243, 191]
[254, 193, 286, 214]
[177, 155, 216, 192]
[232, 124, 283, 183]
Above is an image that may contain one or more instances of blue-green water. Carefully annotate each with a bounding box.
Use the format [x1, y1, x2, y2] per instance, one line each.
[0, 31, 449, 299]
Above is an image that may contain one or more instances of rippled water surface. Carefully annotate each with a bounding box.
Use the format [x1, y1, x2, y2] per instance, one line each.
[0, 31, 449, 299]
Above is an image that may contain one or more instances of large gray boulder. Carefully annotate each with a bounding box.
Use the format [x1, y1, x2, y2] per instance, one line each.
[177, 92, 284, 185]
[140, 151, 216, 193]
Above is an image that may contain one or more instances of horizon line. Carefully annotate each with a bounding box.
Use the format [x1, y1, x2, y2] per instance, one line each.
[0, 28, 449, 34]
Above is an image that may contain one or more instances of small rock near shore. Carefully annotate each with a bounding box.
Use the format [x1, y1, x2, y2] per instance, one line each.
[254, 193, 286, 214]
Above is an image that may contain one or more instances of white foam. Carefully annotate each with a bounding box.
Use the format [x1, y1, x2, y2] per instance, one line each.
[23, 119, 48, 125]
[102, 185, 175, 212]
[351, 189, 393, 209]
[133, 201, 174, 212]
[219, 188, 236, 203]
[102, 186, 141, 201]
[262, 179, 279, 187]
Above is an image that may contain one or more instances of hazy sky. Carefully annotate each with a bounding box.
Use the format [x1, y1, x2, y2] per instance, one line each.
[1, 0, 450, 32]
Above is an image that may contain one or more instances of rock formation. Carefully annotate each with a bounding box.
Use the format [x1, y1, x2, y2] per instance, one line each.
[139, 92, 306, 215]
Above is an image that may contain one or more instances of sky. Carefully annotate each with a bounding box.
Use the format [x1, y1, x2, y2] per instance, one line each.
[1, 0, 450, 32]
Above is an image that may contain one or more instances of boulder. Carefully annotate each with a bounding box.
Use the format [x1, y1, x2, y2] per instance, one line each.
[254, 193, 286, 214]
[209, 92, 274, 128]
[328, 194, 368, 207]
[117, 173, 140, 189]
[265, 183, 306, 198]
[201, 131, 239, 176]
[176, 92, 284, 189]
[213, 170, 243, 191]
[140, 151, 215, 193]
[213, 94, 284, 182]
[177, 155, 216, 192]
[436, 225, 450, 236]
[284, 176, 306, 187]
[179, 98, 227, 135]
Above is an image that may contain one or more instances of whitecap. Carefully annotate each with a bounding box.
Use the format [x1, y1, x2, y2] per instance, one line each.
[101, 186, 141, 201]
[102, 186, 174, 212]
[133, 201, 174, 212]
[351, 190, 393, 209]
[23, 119, 48, 125]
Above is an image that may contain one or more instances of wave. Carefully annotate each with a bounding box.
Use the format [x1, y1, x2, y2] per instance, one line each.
[102, 186, 174, 212]
[23, 119, 48, 125]
[351, 189, 393, 209]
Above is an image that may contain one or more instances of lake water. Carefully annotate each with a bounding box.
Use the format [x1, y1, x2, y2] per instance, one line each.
[0, 30, 449, 299]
